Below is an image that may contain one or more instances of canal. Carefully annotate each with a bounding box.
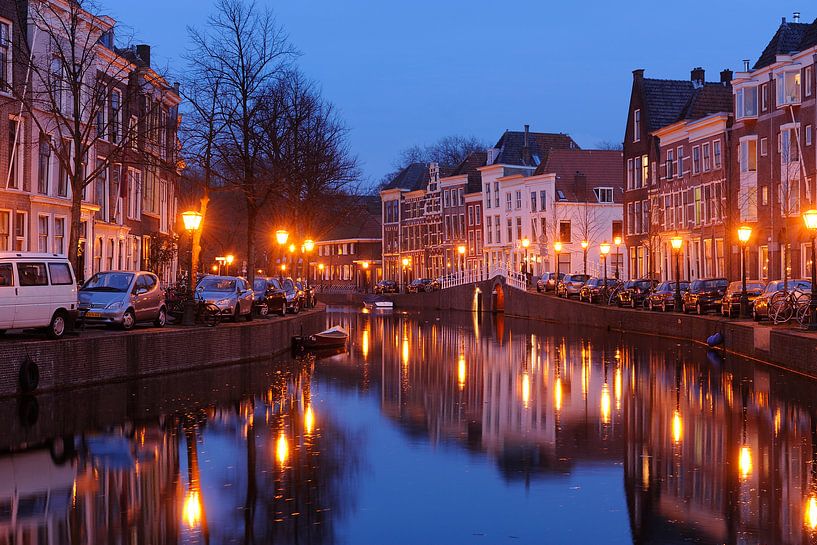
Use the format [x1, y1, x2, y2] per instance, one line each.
[1, 306, 816, 544]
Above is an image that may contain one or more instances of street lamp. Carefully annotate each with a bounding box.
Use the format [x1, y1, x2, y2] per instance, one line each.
[614, 236, 622, 280]
[275, 230, 289, 278]
[457, 244, 466, 279]
[600, 241, 610, 291]
[671, 235, 683, 312]
[554, 241, 563, 291]
[181, 210, 203, 326]
[581, 240, 589, 276]
[803, 209, 817, 329]
[737, 225, 752, 318]
[303, 239, 315, 305]
[401, 257, 410, 293]
[225, 254, 234, 276]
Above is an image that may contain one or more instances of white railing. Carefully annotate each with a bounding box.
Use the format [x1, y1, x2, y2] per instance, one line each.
[439, 265, 529, 292]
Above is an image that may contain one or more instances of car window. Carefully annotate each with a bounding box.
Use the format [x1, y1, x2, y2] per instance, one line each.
[198, 277, 236, 292]
[253, 279, 267, 291]
[0, 263, 12, 286]
[144, 275, 157, 290]
[18, 262, 48, 286]
[84, 272, 133, 292]
[48, 262, 73, 285]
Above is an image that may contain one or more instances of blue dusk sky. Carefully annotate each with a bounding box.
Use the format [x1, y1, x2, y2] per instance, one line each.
[105, 0, 806, 189]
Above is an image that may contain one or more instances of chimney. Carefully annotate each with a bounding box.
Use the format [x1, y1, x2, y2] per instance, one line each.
[782, 16, 787, 25]
[136, 44, 151, 67]
[691, 67, 705, 85]
[720, 69, 733, 83]
[794, 11, 801, 23]
[632, 68, 645, 81]
[522, 124, 531, 165]
[574, 172, 587, 201]
[743, 59, 750, 72]
[523, 124, 529, 148]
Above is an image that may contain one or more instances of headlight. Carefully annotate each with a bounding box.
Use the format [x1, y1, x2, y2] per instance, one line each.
[105, 301, 123, 309]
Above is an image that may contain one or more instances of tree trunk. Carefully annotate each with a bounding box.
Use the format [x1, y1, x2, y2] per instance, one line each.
[69, 192, 83, 282]
[246, 203, 257, 279]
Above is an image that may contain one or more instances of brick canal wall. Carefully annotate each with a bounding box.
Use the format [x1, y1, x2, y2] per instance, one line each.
[0, 307, 325, 397]
[320, 278, 817, 378]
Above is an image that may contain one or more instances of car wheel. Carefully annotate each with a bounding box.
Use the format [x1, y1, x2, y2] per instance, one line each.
[661, 302, 666, 312]
[154, 306, 167, 328]
[245, 307, 253, 321]
[292, 301, 301, 314]
[121, 309, 136, 331]
[631, 299, 636, 309]
[696, 303, 703, 315]
[647, 301, 653, 311]
[258, 303, 269, 317]
[233, 306, 241, 322]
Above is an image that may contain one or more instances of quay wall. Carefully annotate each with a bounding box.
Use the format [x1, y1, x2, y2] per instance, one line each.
[0, 307, 325, 397]
[321, 278, 817, 378]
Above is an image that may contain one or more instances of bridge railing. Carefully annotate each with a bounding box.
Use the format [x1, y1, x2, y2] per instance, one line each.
[439, 265, 529, 292]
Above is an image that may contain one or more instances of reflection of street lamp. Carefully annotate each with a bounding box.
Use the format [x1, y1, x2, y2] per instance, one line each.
[737, 225, 752, 318]
[600, 242, 610, 291]
[554, 241, 563, 291]
[581, 240, 588, 275]
[181, 210, 203, 326]
[804, 209, 817, 329]
[614, 236, 622, 280]
[671, 235, 683, 312]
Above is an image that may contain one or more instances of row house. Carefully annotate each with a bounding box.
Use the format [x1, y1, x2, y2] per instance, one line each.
[624, 67, 733, 280]
[0, 0, 180, 283]
[729, 15, 817, 283]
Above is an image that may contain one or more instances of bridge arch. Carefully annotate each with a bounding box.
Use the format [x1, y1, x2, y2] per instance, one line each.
[491, 281, 505, 313]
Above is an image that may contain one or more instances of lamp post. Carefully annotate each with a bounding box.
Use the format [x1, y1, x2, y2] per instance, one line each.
[614, 236, 622, 280]
[600, 242, 610, 292]
[803, 209, 817, 329]
[275, 230, 289, 279]
[181, 210, 203, 326]
[402, 257, 410, 293]
[303, 239, 314, 305]
[360, 260, 370, 293]
[225, 254, 234, 276]
[581, 240, 588, 276]
[737, 225, 752, 318]
[288, 243, 296, 278]
[671, 235, 683, 312]
[554, 241, 563, 292]
[457, 244, 466, 280]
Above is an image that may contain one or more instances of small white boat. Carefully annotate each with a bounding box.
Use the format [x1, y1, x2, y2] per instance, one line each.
[363, 300, 394, 310]
[293, 325, 349, 350]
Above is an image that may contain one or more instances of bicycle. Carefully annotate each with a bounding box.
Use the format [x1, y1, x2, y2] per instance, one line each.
[769, 289, 810, 324]
[166, 286, 222, 327]
[796, 294, 815, 327]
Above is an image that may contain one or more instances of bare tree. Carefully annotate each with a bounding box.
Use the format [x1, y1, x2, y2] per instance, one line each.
[10, 0, 173, 276]
[377, 135, 487, 190]
[187, 0, 296, 277]
[595, 140, 624, 151]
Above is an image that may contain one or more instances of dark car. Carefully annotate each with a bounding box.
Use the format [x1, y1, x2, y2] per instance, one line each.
[374, 280, 399, 294]
[536, 272, 565, 293]
[556, 274, 590, 298]
[295, 280, 315, 308]
[682, 278, 728, 314]
[407, 278, 435, 293]
[646, 280, 690, 311]
[617, 279, 657, 308]
[720, 280, 766, 317]
[252, 276, 288, 316]
[280, 277, 304, 313]
[578, 277, 605, 303]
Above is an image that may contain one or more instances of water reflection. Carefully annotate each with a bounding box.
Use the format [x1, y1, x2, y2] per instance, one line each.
[3, 308, 817, 543]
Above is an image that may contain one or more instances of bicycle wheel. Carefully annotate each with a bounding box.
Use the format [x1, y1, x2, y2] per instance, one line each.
[769, 291, 793, 324]
[795, 293, 812, 326]
[202, 304, 222, 327]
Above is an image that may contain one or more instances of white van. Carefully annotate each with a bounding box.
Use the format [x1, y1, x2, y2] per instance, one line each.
[0, 252, 78, 339]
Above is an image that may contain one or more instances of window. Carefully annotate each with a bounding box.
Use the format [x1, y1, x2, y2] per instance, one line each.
[107, 238, 114, 270]
[516, 217, 522, 239]
[714, 140, 722, 167]
[505, 192, 512, 211]
[807, 66, 814, 97]
[128, 115, 138, 149]
[612, 220, 622, 240]
[627, 203, 634, 235]
[494, 215, 500, 243]
[458, 188, 464, 205]
[666, 149, 674, 179]
[642, 155, 649, 183]
[37, 135, 50, 195]
[676, 147, 683, 176]
[443, 190, 450, 208]
[761, 84, 768, 111]
[781, 128, 799, 162]
[476, 206, 481, 225]
[0, 210, 8, 250]
[486, 216, 492, 244]
[48, 262, 73, 285]
[0, 21, 11, 90]
[14, 211, 25, 250]
[626, 158, 633, 188]
[760, 137, 768, 156]
[515, 190, 521, 209]
[530, 191, 536, 212]
[593, 187, 614, 203]
[94, 158, 107, 221]
[468, 205, 474, 226]
[692, 146, 700, 174]
[7, 117, 20, 189]
[808, 125, 814, 146]
[506, 218, 512, 243]
[54, 217, 65, 254]
[485, 183, 491, 209]
[702, 143, 711, 171]
[736, 86, 758, 118]
[37, 215, 48, 252]
[539, 190, 546, 211]
[493, 182, 499, 208]
[762, 185, 769, 206]
[18, 262, 47, 286]
[559, 221, 571, 243]
[110, 89, 122, 143]
[777, 71, 801, 106]
[781, 178, 800, 216]
[634, 201, 642, 233]
[634, 155, 642, 187]
[740, 139, 757, 172]
[128, 168, 141, 219]
[0, 263, 12, 286]
[633, 109, 641, 142]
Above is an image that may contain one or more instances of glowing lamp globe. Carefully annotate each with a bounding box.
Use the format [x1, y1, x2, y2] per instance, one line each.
[458, 245, 466, 255]
[554, 241, 562, 253]
[581, 240, 588, 250]
[521, 238, 530, 249]
[737, 225, 752, 244]
[600, 242, 610, 256]
[671, 236, 683, 251]
[181, 210, 202, 232]
[275, 229, 289, 245]
[804, 209, 817, 231]
[614, 236, 622, 246]
[303, 239, 315, 252]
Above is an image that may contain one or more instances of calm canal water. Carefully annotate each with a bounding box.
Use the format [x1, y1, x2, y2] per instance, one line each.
[2, 307, 817, 544]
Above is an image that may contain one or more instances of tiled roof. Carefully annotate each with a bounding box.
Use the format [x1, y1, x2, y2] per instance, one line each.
[681, 83, 733, 120]
[323, 195, 381, 240]
[538, 150, 624, 203]
[754, 19, 810, 69]
[492, 131, 579, 167]
[450, 151, 487, 193]
[798, 17, 817, 50]
[380, 163, 453, 191]
[641, 79, 697, 132]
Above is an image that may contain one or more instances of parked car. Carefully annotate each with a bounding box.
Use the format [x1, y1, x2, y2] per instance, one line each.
[374, 280, 398, 294]
[0, 252, 78, 338]
[407, 278, 436, 293]
[646, 281, 690, 311]
[280, 277, 305, 313]
[252, 276, 287, 316]
[79, 271, 166, 330]
[720, 280, 766, 317]
[682, 278, 728, 314]
[617, 279, 657, 308]
[536, 272, 564, 292]
[556, 274, 590, 298]
[578, 277, 605, 303]
[296, 280, 316, 308]
[752, 279, 812, 321]
[196, 275, 254, 321]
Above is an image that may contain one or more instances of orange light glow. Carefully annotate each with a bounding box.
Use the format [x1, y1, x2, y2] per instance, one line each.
[601, 383, 611, 423]
[276, 433, 289, 466]
[402, 337, 409, 366]
[554, 377, 563, 412]
[362, 329, 370, 358]
[522, 372, 530, 408]
[672, 410, 682, 444]
[806, 495, 817, 530]
[614, 367, 622, 409]
[183, 490, 202, 529]
[457, 356, 466, 390]
[739, 446, 752, 480]
[305, 406, 315, 435]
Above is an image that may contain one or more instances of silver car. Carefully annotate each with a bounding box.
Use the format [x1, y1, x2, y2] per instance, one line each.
[196, 275, 254, 321]
[78, 271, 167, 330]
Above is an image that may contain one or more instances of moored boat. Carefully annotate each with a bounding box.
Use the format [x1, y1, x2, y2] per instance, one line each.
[292, 325, 349, 351]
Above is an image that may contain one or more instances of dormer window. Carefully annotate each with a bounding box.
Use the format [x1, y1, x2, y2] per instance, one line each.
[556, 190, 566, 201]
[736, 86, 758, 119]
[593, 187, 613, 203]
[776, 71, 801, 106]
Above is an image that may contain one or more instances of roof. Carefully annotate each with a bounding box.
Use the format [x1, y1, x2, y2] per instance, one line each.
[537, 149, 624, 203]
[640, 79, 697, 132]
[491, 131, 579, 167]
[450, 151, 487, 193]
[322, 196, 381, 240]
[681, 83, 733, 119]
[380, 163, 453, 191]
[754, 19, 810, 69]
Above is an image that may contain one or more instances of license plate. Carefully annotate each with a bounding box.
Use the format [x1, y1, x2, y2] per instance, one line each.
[84, 311, 102, 318]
